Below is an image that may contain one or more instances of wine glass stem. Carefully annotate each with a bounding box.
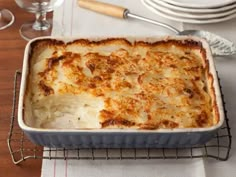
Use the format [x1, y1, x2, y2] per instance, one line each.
[33, 12, 50, 31]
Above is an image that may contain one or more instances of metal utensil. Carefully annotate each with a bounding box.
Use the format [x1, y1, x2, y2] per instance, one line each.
[78, 0, 236, 56]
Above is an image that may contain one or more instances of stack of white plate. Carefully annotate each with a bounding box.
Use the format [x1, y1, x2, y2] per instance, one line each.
[141, 0, 236, 24]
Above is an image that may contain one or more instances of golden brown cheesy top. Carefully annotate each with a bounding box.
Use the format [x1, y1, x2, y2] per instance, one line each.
[28, 38, 216, 129]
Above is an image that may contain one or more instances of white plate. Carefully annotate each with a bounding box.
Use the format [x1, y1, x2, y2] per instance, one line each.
[147, 0, 236, 19]
[161, 0, 236, 8]
[142, 0, 236, 24]
[155, 0, 236, 14]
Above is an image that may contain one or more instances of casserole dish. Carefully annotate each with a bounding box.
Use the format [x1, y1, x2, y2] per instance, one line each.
[18, 36, 224, 148]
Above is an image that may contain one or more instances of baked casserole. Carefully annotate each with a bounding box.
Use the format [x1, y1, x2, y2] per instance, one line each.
[24, 37, 219, 130]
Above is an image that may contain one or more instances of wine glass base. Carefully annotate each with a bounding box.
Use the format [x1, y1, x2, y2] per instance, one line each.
[0, 9, 15, 30]
[19, 20, 52, 41]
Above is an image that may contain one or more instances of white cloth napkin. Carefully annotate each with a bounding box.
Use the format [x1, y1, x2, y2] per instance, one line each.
[41, 148, 205, 177]
[41, 0, 236, 176]
[52, 0, 183, 37]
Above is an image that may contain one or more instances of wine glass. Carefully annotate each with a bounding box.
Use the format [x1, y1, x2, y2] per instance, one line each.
[15, 0, 64, 40]
[0, 9, 14, 30]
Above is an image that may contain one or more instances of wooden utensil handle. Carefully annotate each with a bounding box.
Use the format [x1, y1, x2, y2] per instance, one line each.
[78, 0, 128, 19]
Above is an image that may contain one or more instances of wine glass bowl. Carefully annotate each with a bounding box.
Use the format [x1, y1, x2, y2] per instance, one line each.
[15, 0, 64, 40]
[15, 0, 64, 13]
[0, 9, 15, 30]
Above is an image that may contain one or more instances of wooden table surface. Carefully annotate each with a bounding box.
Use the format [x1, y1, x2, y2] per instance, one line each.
[0, 0, 42, 176]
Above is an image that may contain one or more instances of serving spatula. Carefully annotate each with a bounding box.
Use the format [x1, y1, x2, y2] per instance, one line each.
[78, 0, 236, 56]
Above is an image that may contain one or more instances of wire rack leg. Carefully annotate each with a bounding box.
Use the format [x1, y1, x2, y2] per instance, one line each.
[7, 70, 25, 164]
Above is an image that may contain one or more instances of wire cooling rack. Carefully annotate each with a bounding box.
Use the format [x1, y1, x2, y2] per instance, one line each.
[7, 71, 232, 165]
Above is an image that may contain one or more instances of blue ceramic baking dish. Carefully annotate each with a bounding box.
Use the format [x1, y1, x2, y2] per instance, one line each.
[18, 36, 225, 148]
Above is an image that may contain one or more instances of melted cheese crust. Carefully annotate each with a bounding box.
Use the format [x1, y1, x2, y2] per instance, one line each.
[26, 38, 218, 129]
